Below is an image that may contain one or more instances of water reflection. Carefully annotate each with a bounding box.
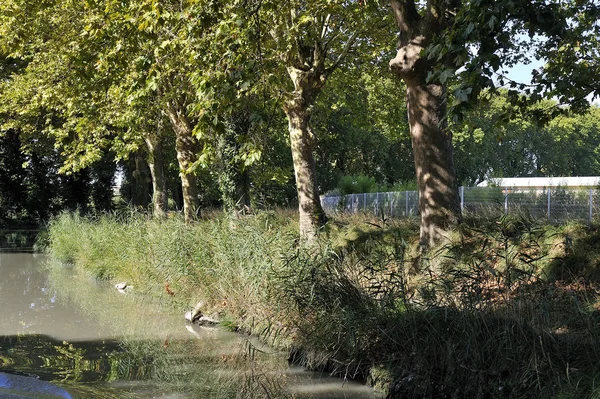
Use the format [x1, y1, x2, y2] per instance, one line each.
[0, 254, 377, 398]
[0, 230, 37, 253]
[0, 253, 116, 340]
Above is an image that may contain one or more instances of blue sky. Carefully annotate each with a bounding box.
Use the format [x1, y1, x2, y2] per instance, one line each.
[503, 58, 545, 85]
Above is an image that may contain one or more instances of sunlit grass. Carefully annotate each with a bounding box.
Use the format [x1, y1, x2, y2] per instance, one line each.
[47, 210, 297, 346]
[46, 210, 600, 398]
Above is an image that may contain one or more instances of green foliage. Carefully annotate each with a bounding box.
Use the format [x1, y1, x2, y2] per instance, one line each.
[0, 127, 116, 226]
[384, 180, 418, 192]
[453, 92, 600, 186]
[335, 175, 417, 197]
[313, 67, 414, 192]
[338, 175, 379, 195]
[424, 0, 598, 121]
[533, 2, 600, 113]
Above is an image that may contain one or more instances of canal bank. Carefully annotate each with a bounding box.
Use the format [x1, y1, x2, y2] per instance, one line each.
[0, 252, 376, 398]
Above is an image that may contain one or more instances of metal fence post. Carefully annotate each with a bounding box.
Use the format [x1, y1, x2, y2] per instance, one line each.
[376, 192, 380, 216]
[390, 193, 394, 217]
[590, 189, 594, 222]
[504, 190, 508, 215]
[460, 186, 465, 212]
[364, 192, 367, 213]
[547, 189, 551, 220]
[405, 191, 409, 217]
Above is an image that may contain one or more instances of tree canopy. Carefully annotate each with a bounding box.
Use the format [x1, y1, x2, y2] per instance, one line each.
[0, 0, 598, 242]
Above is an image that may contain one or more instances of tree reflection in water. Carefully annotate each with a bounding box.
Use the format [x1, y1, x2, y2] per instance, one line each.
[0, 255, 375, 398]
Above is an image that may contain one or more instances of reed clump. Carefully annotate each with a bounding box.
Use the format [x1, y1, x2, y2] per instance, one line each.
[47, 211, 600, 398]
[47, 210, 297, 347]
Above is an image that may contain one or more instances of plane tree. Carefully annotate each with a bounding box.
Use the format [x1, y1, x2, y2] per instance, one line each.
[249, 0, 391, 240]
[0, 0, 165, 214]
[0, 0, 257, 221]
[386, 0, 596, 248]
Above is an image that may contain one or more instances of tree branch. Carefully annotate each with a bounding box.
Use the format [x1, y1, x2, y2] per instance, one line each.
[320, 13, 331, 40]
[390, 0, 420, 33]
[325, 29, 359, 75]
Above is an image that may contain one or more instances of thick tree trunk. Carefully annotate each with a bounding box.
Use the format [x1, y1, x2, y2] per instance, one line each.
[144, 134, 168, 219]
[166, 106, 200, 222]
[389, 26, 461, 248]
[283, 95, 327, 241]
[406, 82, 461, 248]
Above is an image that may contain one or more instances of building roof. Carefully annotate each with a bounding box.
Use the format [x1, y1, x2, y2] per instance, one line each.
[477, 176, 600, 188]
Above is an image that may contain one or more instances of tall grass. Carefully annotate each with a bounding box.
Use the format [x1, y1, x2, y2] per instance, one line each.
[47, 211, 600, 398]
[274, 214, 600, 398]
[47, 210, 297, 346]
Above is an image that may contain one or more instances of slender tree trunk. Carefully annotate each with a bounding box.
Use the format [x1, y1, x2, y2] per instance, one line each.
[166, 105, 200, 222]
[144, 133, 168, 219]
[238, 168, 251, 208]
[132, 151, 151, 208]
[406, 82, 460, 247]
[172, 185, 183, 211]
[217, 136, 238, 215]
[219, 111, 254, 215]
[283, 92, 327, 241]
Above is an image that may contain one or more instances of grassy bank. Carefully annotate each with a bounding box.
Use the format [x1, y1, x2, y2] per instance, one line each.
[47, 211, 600, 398]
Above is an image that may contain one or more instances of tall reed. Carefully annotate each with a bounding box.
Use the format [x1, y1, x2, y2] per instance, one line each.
[47, 211, 600, 398]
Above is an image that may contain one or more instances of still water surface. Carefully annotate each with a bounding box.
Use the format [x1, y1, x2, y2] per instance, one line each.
[0, 253, 376, 398]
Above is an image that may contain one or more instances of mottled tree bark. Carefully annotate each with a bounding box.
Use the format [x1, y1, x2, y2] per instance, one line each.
[166, 105, 201, 222]
[405, 82, 460, 247]
[389, 0, 461, 248]
[144, 133, 168, 219]
[283, 68, 327, 241]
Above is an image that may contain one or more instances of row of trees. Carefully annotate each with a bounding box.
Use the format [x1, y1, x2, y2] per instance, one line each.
[0, 129, 116, 226]
[0, 0, 598, 247]
[454, 97, 600, 185]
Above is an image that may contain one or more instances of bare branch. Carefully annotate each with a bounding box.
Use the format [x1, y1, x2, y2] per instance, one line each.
[325, 29, 359, 75]
[320, 13, 331, 40]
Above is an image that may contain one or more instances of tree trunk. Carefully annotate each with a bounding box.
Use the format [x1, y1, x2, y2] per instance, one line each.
[144, 133, 168, 219]
[166, 106, 200, 222]
[406, 82, 461, 248]
[219, 111, 254, 215]
[388, 0, 463, 249]
[217, 135, 238, 215]
[172, 185, 183, 211]
[283, 93, 327, 241]
[238, 168, 251, 208]
[132, 151, 151, 208]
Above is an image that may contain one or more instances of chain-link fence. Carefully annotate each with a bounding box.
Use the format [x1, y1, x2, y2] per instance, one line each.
[321, 187, 600, 222]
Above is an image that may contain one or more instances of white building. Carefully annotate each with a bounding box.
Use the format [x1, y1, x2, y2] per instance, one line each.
[477, 176, 600, 190]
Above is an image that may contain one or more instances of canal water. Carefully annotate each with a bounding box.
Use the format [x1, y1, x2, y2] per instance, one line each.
[0, 253, 376, 398]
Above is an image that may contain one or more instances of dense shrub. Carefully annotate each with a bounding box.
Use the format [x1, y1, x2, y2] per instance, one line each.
[338, 175, 380, 195]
